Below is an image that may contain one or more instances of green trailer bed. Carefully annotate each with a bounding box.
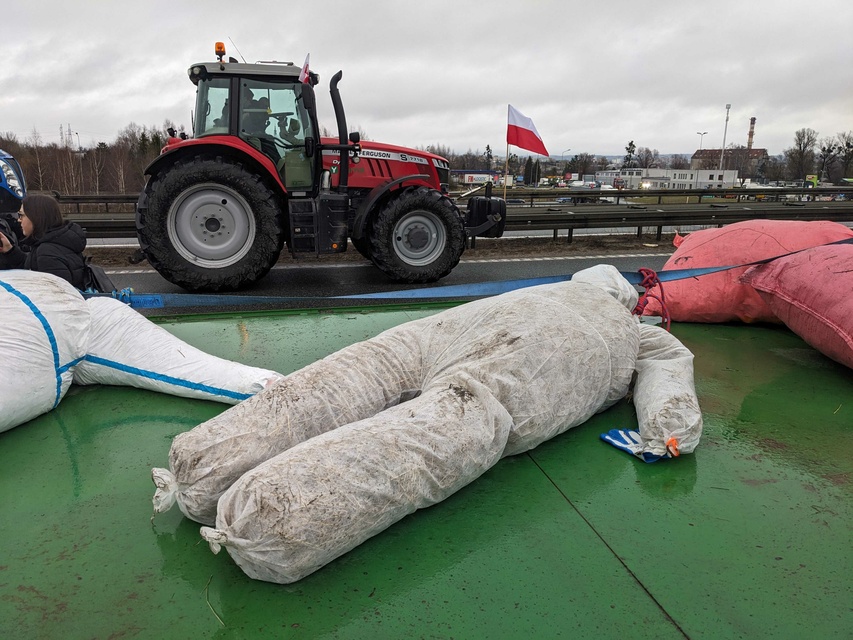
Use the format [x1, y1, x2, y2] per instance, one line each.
[1, 304, 850, 639]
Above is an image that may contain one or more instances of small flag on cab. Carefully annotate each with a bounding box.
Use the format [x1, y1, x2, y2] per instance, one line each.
[298, 54, 311, 84]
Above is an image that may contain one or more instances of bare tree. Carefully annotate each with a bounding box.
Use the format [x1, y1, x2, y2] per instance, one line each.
[635, 147, 660, 168]
[837, 131, 853, 179]
[669, 154, 690, 169]
[25, 129, 49, 191]
[783, 128, 818, 181]
[726, 145, 753, 179]
[87, 143, 108, 194]
[815, 137, 841, 183]
[574, 152, 596, 177]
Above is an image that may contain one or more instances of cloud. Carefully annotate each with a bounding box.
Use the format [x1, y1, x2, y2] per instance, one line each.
[3, 0, 851, 156]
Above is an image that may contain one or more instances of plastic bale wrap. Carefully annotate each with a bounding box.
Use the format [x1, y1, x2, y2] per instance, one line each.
[74, 296, 282, 403]
[195, 268, 650, 582]
[200, 372, 513, 584]
[633, 324, 703, 456]
[740, 244, 853, 369]
[0, 271, 90, 433]
[642, 220, 853, 323]
[154, 266, 643, 526]
[153, 320, 430, 524]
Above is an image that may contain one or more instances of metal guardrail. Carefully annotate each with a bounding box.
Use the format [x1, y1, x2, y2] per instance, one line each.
[53, 192, 139, 238]
[53, 190, 853, 241]
[502, 200, 853, 242]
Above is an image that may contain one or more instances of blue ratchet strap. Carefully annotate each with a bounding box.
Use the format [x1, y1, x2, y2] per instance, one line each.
[80, 237, 853, 310]
[623, 236, 853, 285]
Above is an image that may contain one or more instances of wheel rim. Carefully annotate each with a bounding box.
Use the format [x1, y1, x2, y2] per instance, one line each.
[167, 183, 256, 267]
[391, 211, 447, 266]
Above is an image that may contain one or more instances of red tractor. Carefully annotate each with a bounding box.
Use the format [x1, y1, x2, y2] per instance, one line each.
[136, 44, 505, 291]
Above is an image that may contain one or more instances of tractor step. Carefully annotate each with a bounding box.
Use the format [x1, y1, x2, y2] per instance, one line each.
[288, 194, 349, 255]
[288, 199, 318, 254]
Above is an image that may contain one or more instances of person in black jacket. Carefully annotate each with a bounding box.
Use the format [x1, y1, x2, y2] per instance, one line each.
[0, 194, 87, 289]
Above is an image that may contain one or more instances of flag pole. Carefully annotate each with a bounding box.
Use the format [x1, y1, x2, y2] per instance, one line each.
[503, 142, 510, 199]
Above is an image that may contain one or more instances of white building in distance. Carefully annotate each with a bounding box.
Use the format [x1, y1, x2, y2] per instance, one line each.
[596, 167, 740, 189]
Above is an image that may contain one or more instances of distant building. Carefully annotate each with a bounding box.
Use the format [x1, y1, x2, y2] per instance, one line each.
[691, 148, 769, 178]
[596, 167, 739, 189]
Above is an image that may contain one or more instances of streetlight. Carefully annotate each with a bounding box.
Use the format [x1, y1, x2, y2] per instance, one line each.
[560, 148, 572, 181]
[73, 132, 84, 192]
[696, 131, 708, 150]
[718, 104, 731, 171]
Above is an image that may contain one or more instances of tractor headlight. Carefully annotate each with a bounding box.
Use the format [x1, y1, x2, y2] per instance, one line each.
[0, 160, 23, 197]
[432, 159, 450, 193]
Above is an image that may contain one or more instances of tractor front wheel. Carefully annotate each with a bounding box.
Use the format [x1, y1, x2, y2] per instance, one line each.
[137, 156, 284, 292]
[367, 186, 465, 283]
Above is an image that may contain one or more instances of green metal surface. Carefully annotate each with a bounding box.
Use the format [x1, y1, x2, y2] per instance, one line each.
[1, 309, 850, 639]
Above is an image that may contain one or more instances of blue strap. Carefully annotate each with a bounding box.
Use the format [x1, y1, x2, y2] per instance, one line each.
[0, 279, 75, 407]
[80, 237, 853, 310]
[631, 236, 853, 284]
[82, 354, 252, 402]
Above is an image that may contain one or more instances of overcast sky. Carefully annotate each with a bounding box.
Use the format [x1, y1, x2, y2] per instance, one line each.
[4, 0, 851, 159]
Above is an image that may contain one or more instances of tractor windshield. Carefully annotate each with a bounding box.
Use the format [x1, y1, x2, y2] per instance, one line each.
[238, 79, 315, 191]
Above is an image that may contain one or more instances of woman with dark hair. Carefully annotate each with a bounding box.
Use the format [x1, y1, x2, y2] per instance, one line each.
[0, 194, 87, 288]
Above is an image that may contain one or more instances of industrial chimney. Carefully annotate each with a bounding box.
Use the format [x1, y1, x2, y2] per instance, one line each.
[747, 117, 756, 150]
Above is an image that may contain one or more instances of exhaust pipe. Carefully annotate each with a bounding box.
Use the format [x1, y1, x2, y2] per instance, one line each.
[330, 71, 349, 191]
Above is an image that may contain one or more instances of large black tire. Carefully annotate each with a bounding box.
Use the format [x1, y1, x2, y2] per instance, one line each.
[137, 155, 284, 292]
[367, 186, 465, 283]
[349, 234, 373, 261]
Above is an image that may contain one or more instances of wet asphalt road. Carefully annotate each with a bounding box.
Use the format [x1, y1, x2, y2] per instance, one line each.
[107, 249, 672, 316]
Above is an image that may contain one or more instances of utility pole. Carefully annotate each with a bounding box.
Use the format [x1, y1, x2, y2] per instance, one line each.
[718, 104, 731, 170]
[695, 132, 707, 189]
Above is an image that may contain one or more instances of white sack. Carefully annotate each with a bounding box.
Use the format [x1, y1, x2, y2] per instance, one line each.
[633, 323, 703, 456]
[154, 264, 642, 525]
[0, 271, 90, 433]
[201, 372, 513, 583]
[74, 296, 282, 404]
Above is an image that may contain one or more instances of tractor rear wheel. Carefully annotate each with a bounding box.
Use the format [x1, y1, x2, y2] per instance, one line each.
[137, 156, 284, 292]
[367, 186, 465, 283]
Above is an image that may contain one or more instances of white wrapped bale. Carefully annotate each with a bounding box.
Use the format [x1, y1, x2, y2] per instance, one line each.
[154, 320, 429, 524]
[74, 296, 282, 403]
[633, 323, 703, 456]
[0, 271, 90, 433]
[154, 265, 641, 526]
[201, 373, 513, 583]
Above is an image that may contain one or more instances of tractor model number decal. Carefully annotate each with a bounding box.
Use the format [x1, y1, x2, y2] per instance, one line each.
[324, 149, 428, 165]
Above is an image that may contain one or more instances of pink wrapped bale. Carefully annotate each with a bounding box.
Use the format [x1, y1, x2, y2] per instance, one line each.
[643, 220, 853, 323]
[740, 243, 853, 369]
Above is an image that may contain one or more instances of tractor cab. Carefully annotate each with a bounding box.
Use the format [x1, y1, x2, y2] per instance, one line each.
[190, 61, 318, 193]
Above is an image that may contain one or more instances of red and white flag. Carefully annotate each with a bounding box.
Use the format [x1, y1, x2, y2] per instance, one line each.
[506, 104, 549, 156]
[298, 54, 311, 83]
